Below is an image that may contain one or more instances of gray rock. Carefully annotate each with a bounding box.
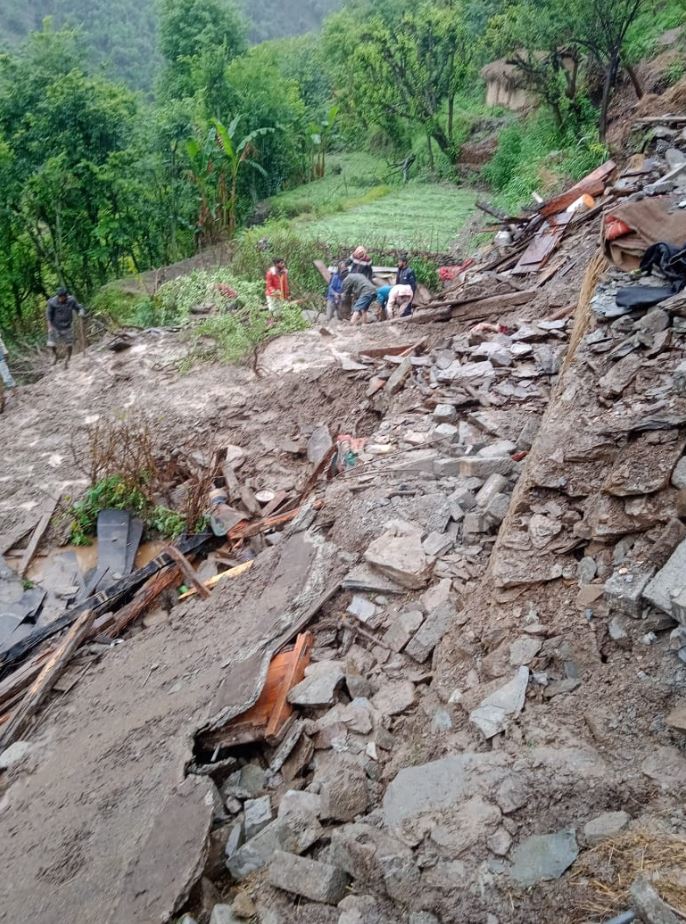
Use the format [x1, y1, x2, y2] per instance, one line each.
[409, 915, 440, 924]
[476, 474, 508, 508]
[372, 680, 415, 716]
[470, 667, 530, 739]
[288, 661, 345, 707]
[509, 637, 542, 667]
[364, 532, 433, 590]
[320, 759, 369, 822]
[434, 423, 459, 443]
[486, 493, 511, 524]
[433, 457, 462, 477]
[517, 418, 539, 451]
[630, 875, 681, 924]
[0, 741, 33, 770]
[458, 456, 513, 478]
[449, 485, 476, 511]
[577, 556, 597, 584]
[666, 147, 686, 168]
[479, 439, 516, 459]
[582, 811, 630, 846]
[605, 566, 655, 617]
[675, 360, 686, 396]
[641, 746, 686, 789]
[222, 764, 266, 801]
[224, 821, 244, 859]
[179, 916, 199, 924]
[488, 827, 513, 857]
[509, 829, 579, 885]
[308, 424, 333, 466]
[463, 511, 490, 538]
[672, 456, 686, 490]
[405, 603, 455, 663]
[643, 539, 686, 620]
[383, 609, 424, 653]
[434, 404, 457, 423]
[338, 895, 381, 924]
[227, 790, 322, 880]
[347, 595, 377, 624]
[389, 449, 439, 475]
[231, 893, 256, 919]
[329, 823, 419, 903]
[269, 851, 349, 904]
[423, 531, 453, 558]
[244, 796, 272, 840]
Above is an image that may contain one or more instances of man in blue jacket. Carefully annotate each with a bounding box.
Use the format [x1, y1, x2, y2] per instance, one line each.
[396, 254, 417, 316]
[325, 263, 348, 321]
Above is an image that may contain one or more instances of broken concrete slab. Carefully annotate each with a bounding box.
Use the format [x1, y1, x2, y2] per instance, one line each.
[470, 667, 530, 739]
[268, 851, 349, 904]
[364, 531, 433, 591]
[509, 829, 578, 886]
[288, 661, 345, 707]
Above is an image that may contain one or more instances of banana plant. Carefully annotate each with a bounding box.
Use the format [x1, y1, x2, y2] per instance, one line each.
[308, 104, 340, 180]
[211, 116, 273, 238]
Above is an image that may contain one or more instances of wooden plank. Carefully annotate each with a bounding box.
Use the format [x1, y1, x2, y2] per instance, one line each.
[537, 160, 617, 219]
[178, 561, 253, 601]
[265, 632, 314, 738]
[0, 609, 95, 750]
[228, 502, 324, 541]
[0, 519, 40, 557]
[512, 213, 573, 275]
[17, 494, 61, 578]
[261, 490, 289, 519]
[164, 546, 210, 599]
[313, 260, 331, 284]
[448, 289, 536, 318]
[359, 343, 419, 359]
[105, 565, 181, 638]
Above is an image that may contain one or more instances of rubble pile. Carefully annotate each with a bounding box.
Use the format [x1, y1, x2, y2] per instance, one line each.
[4, 119, 686, 924]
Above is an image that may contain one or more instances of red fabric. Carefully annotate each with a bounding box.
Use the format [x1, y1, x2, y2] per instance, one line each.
[265, 268, 289, 299]
[604, 216, 633, 242]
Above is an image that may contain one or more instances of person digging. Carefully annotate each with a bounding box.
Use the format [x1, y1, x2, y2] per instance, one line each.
[341, 272, 378, 326]
[46, 286, 86, 368]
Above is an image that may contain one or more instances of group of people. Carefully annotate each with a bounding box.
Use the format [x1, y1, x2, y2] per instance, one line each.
[264, 247, 418, 325]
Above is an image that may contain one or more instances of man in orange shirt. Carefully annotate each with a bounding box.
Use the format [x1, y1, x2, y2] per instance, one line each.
[265, 258, 290, 312]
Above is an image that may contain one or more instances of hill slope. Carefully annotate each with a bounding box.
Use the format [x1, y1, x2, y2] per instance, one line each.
[0, 0, 343, 89]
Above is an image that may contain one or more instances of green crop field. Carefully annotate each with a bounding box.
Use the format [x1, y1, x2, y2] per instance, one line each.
[267, 153, 478, 253]
[296, 184, 477, 252]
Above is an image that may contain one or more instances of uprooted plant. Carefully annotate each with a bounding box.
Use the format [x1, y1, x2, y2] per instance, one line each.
[68, 415, 215, 544]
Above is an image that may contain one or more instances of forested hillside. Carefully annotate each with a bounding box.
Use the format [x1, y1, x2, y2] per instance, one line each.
[0, 0, 683, 345]
[0, 0, 343, 89]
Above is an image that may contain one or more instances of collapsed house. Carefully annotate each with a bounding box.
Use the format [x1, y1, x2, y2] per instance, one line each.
[1, 115, 686, 924]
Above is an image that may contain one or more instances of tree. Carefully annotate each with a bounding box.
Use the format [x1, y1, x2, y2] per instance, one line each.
[157, 0, 247, 103]
[309, 105, 340, 179]
[323, 0, 474, 164]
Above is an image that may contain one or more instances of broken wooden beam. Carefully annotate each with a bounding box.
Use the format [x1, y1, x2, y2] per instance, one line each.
[165, 546, 211, 599]
[105, 565, 181, 638]
[229, 502, 324, 541]
[0, 609, 95, 750]
[178, 561, 253, 601]
[17, 493, 61, 578]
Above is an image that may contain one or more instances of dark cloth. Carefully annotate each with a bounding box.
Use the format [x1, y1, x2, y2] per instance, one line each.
[615, 285, 675, 309]
[47, 295, 84, 331]
[640, 242, 686, 291]
[342, 273, 377, 302]
[396, 266, 417, 294]
[347, 258, 373, 280]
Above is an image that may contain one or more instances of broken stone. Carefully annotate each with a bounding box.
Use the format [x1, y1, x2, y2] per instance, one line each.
[364, 531, 433, 590]
[268, 851, 349, 905]
[406, 603, 457, 663]
[338, 895, 381, 924]
[341, 698, 374, 735]
[244, 796, 272, 840]
[509, 829, 578, 886]
[606, 566, 655, 617]
[430, 796, 502, 857]
[224, 821, 244, 860]
[373, 680, 416, 716]
[666, 704, 686, 732]
[308, 424, 333, 466]
[458, 456, 513, 478]
[630, 875, 681, 924]
[582, 811, 630, 846]
[476, 474, 508, 508]
[578, 556, 598, 584]
[486, 493, 511, 524]
[223, 764, 266, 801]
[509, 637, 542, 667]
[488, 827, 513, 857]
[672, 457, 686, 490]
[389, 449, 439, 475]
[470, 667, 529, 739]
[422, 531, 453, 558]
[288, 661, 345, 707]
[463, 511, 490, 538]
[675, 360, 686, 396]
[641, 746, 686, 789]
[433, 423, 459, 443]
[383, 609, 424, 653]
[599, 353, 642, 397]
[644, 539, 686, 621]
[434, 404, 457, 423]
[347, 595, 377, 624]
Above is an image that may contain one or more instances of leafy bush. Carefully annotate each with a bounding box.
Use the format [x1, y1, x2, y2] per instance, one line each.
[69, 475, 148, 545]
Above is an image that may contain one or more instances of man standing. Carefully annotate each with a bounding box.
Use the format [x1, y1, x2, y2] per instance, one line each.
[47, 287, 85, 368]
[325, 262, 348, 322]
[265, 258, 290, 313]
[0, 333, 16, 390]
[342, 272, 378, 326]
[396, 254, 417, 316]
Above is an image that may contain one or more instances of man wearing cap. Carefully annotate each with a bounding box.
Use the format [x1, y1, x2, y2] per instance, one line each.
[46, 287, 86, 367]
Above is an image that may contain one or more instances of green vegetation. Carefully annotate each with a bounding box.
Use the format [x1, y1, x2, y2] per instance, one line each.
[68, 475, 189, 545]
[297, 184, 477, 251]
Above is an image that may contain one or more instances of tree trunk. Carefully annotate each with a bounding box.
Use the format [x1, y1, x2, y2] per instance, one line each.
[625, 62, 644, 99]
[430, 124, 454, 162]
[448, 96, 454, 142]
[426, 134, 435, 173]
[599, 51, 621, 141]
